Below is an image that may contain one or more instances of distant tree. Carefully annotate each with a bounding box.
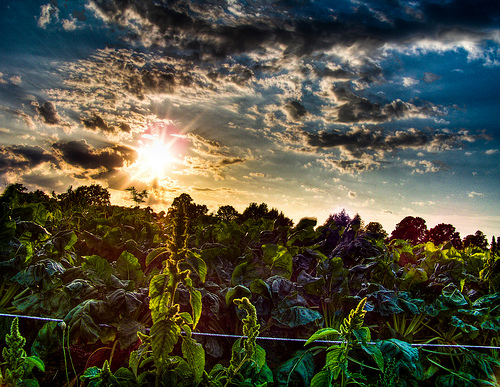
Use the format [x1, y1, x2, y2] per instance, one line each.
[463, 230, 488, 249]
[0, 183, 28, 205]
[239, 202, 269, 222]
[167, 193, 208, 224]
[426, 223, 462, 249]
[126, 186, 148, 206]
[364, 221, 388, 240]
[216, 205, 240, 221]
[390, 216, 428, 245]
[57, 184, 111, 208]
[491, 236, 497, 256]
[324, 209, 351, 229]
[238, 202, 293, 226]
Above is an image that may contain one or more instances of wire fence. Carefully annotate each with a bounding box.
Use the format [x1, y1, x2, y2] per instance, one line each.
[1, 312, 500, 351]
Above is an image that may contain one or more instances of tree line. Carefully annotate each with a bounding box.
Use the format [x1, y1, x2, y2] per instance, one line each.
[0, 183, 495, 251]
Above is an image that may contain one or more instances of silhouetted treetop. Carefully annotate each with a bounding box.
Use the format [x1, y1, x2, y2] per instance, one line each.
[426, 223, 462, 249]
[463, 230, 488, 249]
[390, 216, 427, 245]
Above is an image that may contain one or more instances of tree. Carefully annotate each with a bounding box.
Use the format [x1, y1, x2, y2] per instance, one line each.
[126, 186, 148, 206]
[324, 209, 351, 229]
[217, 205, 240, 221]
[390, 216, 428, 245]
[57, 184, 111, 208]
[166, 193, 209, 231]
[463, 230, 488, 249]
[426, 223, 462, 249]
[364, 222, 388, 240]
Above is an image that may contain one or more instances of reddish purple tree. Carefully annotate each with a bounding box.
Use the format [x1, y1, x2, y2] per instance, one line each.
[390, 216, 428, 245]
[426, 223, 462, 249]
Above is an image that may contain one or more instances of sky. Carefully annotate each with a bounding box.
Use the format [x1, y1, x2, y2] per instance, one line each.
[0, 0, 499, 239]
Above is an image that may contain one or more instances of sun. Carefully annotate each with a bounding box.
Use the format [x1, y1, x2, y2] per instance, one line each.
[136, 138, 175, 180]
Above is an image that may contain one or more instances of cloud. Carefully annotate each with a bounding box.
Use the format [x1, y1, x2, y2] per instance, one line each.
[485, 149, 499, 155]
[0, 145, 57, 172]
[9, 76, 22, 85]
[52, 140, 137, 172]
[423, 73, 442, 83]
[33, 101, 62, 125]
[468, 191, 484, 198]
[38, 3, 59, 28]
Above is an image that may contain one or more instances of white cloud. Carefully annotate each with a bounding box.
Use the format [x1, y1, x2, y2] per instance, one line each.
[402, 77, 418, 87]
[468, 191, 483, 198]
[485, 149, 499, 155]
[38, 3, 59, 29]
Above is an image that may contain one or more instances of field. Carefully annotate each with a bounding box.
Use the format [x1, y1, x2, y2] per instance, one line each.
[1, 185, 499, 386]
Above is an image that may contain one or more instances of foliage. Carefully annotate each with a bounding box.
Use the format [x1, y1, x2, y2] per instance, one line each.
[1, 185, 499, 387]
[0, 317, 45, 387]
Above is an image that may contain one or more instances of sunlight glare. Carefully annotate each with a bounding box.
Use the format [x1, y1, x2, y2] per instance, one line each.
[137, 138, 174, 180]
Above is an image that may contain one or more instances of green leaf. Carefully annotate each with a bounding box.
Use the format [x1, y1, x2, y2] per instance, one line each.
[253, 344, 267, 371]
[145, 247, 168, 267]
[231, 261, 261, 287]
[185, 250, 207, 283]
[272, 305, 324, 328]
[150, 320, 180, 368]
[353, 326, 371, 344]
[275, 350, 315, 387]
[311, 369, 332, 387]
[149, 274, 170, 323]
[325, 346, 345, 378]
[450, 316, 479, 334]
[441, 283, 468, 307]
[188, 286, 202, 329]
[181, 335, 205, 383]
[360, 343, 384, 371]
[262, 244, 293, 279]
[24, 356, 45, 372]
[225, 285, 252, 307]
[82, 255, 113, 284]
[116, 251, 143, 283]
[305, 327, 340, 346]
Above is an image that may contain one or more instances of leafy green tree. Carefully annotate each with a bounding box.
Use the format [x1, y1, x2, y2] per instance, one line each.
[126, 186, 148, 206]
[364, 221, 388, 239]
[426, 223, 462, 248]
[390, 216, 428, 245]
[216, 205, 240, 221]
[57, 184, 111, 208]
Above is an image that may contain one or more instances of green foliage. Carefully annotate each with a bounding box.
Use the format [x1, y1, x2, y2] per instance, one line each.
[1, 317, 45, 387]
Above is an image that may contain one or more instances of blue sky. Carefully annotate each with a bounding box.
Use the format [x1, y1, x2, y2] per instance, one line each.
[0, 0, 499, 239]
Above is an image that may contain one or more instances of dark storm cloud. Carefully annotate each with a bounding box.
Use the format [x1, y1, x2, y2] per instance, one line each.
[281, 126, 487, 158]
[52, 140, 137, 171]
[285, 101, 307, 121]
[33, 101, 61, 125]
[333, 83, 445, 123]
[0, 145, 57, 170]
[89, 0, 500, 60]
[82, 115, 112, 132]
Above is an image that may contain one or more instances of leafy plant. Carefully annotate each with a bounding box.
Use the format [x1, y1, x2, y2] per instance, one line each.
[208, 297, 273, 386]
[305, 297, 384, 387]
[0, 317, 45, 387]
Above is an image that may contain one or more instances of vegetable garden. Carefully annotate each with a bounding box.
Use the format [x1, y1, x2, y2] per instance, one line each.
[0, 184, 499, 386]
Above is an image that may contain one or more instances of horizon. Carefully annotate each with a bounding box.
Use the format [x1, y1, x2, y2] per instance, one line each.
[1, 1, 499, 242]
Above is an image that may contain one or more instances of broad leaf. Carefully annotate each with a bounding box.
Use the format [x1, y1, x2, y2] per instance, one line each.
[146, 247, 168, 267]
[185, 250, 207, 283]
[262, 244, 293, 279]
[275, 350, 315, 387]
[181, 335, 205, 383]
[305, 327, 340, 346]
[116, 251, 143, 285]
[150, 320, 180, 369]
[188, 286, 202, 329]
[311, 369, 332, 387]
